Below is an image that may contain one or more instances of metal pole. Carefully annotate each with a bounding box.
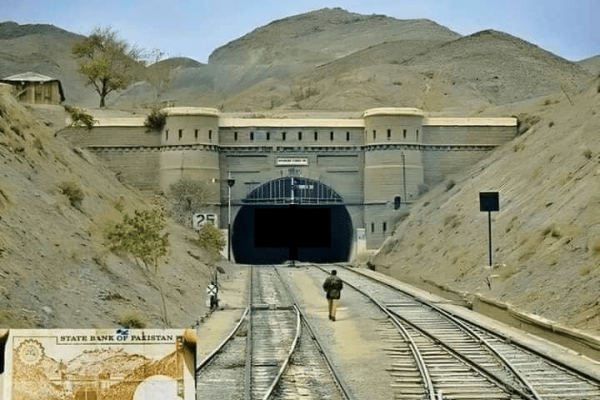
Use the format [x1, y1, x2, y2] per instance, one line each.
[228, 172, 232, 261]
[403, 153, 407, 202]
[488, 211, 493, 266]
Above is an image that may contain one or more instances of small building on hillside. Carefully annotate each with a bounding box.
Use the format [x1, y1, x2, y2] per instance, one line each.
[0, 72, 65, 105]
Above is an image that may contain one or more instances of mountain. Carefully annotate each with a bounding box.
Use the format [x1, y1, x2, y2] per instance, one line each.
[209, 7, 460, 66]
[2, 10, 594, 113]
[579, 54, 600, 74]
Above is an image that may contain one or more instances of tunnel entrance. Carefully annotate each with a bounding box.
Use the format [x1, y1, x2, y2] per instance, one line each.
[232, 177, 353, 264]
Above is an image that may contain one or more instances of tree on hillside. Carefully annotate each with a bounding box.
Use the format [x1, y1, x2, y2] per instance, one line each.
[106, 209, 170, 274]
[72, 26, 144, 107]
[168, 178, 218, 225]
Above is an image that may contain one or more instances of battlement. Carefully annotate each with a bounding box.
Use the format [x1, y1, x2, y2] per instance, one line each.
[59, 107, 516, 252]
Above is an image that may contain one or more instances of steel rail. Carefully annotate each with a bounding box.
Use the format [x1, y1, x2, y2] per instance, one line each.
[273, 265, 356, 400]
[244, 264, 254, 400]
[367, 293, 436, 399]
[423, 299, 544, 400]
[315, 264, 534, 400]
[260, 304, 301, 400]
[195, 306, 250, 372]
[335, 264, 544, 399]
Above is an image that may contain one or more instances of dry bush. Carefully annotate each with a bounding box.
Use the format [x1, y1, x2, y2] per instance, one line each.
[119, 308, 147, 329]
[144, 107, 167, 132]
[443, 214, 461, 229]
[58, 181, 84, 208]
[542, 224, 561, 238]
[582, 148, 593, 160]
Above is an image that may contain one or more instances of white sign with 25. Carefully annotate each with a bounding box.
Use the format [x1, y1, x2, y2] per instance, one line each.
[192, 213, 218, 230]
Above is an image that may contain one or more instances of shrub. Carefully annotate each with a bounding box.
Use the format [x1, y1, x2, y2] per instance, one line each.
[583, 148, 593, 160]
[144, 107, 167, 132]
[445, 179, 456, 191]
[106, 209, 170, 273]
[119, 308, 147, 328]
[194, 223, 225, 253]
[59, 181, 84, 208]
[64, 105, 96, 131]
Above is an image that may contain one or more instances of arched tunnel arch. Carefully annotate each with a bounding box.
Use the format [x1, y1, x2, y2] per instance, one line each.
[232, 177, 353, 264]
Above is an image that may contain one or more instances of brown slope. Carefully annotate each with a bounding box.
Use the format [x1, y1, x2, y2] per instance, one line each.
[402, 29, 593, 105]
[369, 75, 600, 336]
[223, 29, 594, 113]
[579, 54, 600, 74]
[157, 8, 461, 108]
[0, 85, 216, 328]
[209, 7, 461, 67]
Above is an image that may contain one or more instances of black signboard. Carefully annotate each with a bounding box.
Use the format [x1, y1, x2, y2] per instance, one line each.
[479, 192, 499, 212]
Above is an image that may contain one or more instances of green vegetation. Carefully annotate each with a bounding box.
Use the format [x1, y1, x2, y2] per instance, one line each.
[64, 105, 97, 131]
[72, 26, 144, 107]
[106, 209, 170, 274]
[194, 223, 225, 253]
[144, 107, 167, 132]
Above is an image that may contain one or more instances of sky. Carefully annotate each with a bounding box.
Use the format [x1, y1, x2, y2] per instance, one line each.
[2, 0, 598, 63]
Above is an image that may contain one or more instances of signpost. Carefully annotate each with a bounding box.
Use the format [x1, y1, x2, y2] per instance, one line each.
[192, 213, 218, 230]
[479, 191, 499, 266]
[227, 173, 235, 261]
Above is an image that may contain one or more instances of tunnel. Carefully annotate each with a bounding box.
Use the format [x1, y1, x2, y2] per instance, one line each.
[232, 177, 353, 264]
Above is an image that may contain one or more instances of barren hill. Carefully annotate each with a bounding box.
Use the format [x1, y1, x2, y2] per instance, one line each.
[221, 29, 593, 112]
[0, 85, 219, 328]
[209, 7, 460, 66]
[369, 76, 600, 335]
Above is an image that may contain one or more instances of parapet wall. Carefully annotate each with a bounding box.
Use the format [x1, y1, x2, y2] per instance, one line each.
[58, 107, 516, 250]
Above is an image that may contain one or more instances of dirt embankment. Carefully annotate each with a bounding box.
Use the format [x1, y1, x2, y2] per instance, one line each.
[368, 77, 600, 336]
[0, 84, 229, 329]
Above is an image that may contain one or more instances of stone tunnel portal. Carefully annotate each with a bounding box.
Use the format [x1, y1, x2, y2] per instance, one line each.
[232, 177, 353, 264]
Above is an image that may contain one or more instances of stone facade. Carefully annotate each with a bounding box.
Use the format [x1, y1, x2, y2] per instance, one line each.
[59, 107, 516, 256]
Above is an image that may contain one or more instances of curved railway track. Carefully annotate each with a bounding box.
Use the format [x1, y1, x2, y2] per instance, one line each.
[312, 264, 600, 400]
[196, 265, 350, 400]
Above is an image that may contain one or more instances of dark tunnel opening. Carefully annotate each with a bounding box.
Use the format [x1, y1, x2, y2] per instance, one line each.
[232, 204, 352, 264]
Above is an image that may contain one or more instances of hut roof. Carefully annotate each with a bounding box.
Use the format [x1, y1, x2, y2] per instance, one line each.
[1, 72, 65, 101]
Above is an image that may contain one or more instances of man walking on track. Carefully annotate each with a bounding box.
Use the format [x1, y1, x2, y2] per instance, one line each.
[323, 269, 343, 321]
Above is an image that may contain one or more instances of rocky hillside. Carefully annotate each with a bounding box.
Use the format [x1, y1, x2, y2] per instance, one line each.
[0, 84, 221, 328]
[222, 29, 593, 112]
[369, 76, 600, 335]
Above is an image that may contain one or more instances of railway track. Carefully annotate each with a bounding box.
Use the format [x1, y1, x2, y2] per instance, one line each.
[314, 264, 600, 400]
[196, 265, 350, 400]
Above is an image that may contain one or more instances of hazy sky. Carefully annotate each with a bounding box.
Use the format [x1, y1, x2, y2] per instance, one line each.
[2, 0, 598, 62]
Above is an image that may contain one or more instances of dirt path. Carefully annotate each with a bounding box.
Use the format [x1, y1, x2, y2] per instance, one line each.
[279, 266, 395, 400]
